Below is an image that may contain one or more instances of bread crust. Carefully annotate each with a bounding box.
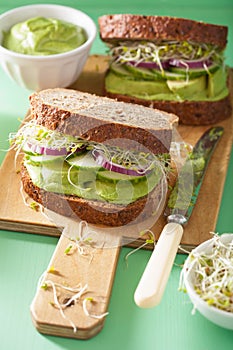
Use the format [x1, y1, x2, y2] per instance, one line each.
[21, 165, 164, 227]
[105, 91, 232, 125]
[98, 14, 228, 49]
[29, 88, 178, 154]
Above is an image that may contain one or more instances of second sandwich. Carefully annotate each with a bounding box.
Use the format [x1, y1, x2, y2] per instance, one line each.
[99, 14, 232, 125]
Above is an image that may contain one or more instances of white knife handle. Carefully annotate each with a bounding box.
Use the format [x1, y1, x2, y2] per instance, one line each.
[134, 222, 183, 308]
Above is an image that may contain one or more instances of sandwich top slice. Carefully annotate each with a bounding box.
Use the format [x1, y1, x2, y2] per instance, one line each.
[12, 88, 178, 227]
[98, 14, 232, 125]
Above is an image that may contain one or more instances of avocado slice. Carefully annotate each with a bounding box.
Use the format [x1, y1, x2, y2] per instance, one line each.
[166, 75, 207, 99]
[207, 67, 228, 98]
[105, 71, 171, 96]
[105, 69, 229, 101]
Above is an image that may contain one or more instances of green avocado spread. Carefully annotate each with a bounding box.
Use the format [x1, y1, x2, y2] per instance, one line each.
[2, 16, 87, 55]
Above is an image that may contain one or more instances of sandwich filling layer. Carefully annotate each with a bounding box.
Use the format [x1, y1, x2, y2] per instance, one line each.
[12, 121, 168, 205]
[105, 40, 229, 102]
[24, 155, 163, 205]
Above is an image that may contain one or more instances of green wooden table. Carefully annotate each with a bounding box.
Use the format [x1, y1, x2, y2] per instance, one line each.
[0, 1, 233, 349]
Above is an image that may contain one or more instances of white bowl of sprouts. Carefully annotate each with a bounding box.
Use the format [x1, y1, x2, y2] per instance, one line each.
[180, 233, 233, 330]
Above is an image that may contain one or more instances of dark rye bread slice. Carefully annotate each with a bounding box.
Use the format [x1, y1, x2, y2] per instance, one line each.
[21, 165, 164, 227]
[105, 91, 232, 125]
[29, 88, 178, 154]
[98, 14, 228, 49]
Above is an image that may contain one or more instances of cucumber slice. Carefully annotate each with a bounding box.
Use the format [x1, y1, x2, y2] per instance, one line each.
[169, 62, 219, 78]
[25, 154, 66, 165]
[97, 169, 147, 183]
[152, 69, 187, 81]
[66, 152, 102, 171]
[109, 63, 134, 79]
[68, 150, 155, 184]
[109, 61, 220, 82]
[125, 64, 163, 81]
[110, 62, 165, 81]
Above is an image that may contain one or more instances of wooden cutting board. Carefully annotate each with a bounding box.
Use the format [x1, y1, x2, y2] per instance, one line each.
[0, 55, 232, 250]
[0, 55, 232, 339]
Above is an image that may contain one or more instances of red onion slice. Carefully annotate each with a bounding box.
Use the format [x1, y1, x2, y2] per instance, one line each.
[93, 150, 149, 177]
[125, 58, 214, 71]
[26, 143, 68, 156]
[128, 60, 170, 70]
[26, 143, 86, 156]
[168, 58, 213, 69]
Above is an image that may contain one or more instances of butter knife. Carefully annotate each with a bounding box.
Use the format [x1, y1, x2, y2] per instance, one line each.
[134, 126, 224, 308]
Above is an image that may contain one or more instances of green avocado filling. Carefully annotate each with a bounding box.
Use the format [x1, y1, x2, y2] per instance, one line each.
[105, 41, 229, 101]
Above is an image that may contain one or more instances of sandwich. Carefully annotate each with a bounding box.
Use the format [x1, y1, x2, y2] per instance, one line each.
[98, 14, 232, 125]
[12, 88, 178, 227]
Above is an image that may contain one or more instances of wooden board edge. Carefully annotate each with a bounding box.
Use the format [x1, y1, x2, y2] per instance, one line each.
[0, 219, 60, 237]
[30, 303, 105, 340]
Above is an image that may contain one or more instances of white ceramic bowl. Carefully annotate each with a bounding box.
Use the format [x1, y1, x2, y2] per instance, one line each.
[0, 4, 96, 90]
[183, 234, 233, 330]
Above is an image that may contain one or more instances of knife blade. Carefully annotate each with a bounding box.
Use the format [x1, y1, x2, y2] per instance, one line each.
[134, 126, 224, 308]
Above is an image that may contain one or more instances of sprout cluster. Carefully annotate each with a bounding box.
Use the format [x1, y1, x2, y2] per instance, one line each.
[180, 234, 233, 313]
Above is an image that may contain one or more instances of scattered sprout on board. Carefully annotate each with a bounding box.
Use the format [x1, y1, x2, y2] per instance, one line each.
[63, 220, 102, 258]
[124, 229, 155, 266]
[41, 279, 88, 332]
[179, 233, 233, 313]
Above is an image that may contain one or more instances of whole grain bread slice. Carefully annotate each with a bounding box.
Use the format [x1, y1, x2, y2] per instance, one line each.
[105, 91, 232, 125]
[29, 88, 178, 154]
[21, 165, 164, 227]
[98, 14, 228, 49]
